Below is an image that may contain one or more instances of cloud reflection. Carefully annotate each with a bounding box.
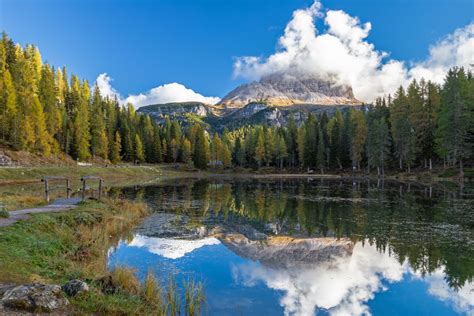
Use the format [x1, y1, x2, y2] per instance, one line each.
[232, 243, 406, 315]
[128, 235, 220, 259]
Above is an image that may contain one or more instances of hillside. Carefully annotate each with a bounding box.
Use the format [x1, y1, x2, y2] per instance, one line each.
[137, 74, 364, 129]
[217, 73, 362, 110]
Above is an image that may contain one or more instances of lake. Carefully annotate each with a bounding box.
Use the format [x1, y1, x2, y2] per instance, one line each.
[108, 178, 473, 315]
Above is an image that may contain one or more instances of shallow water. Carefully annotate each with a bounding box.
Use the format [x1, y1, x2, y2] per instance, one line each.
[108, 178, 474, 315]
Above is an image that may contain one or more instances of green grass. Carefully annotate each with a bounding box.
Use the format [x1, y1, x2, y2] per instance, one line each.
[0, 197, 206, 315]
[0, 199, 156, 314]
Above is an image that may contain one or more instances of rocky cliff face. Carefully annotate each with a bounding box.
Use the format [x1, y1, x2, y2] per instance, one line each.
[137, 102, 214, 123]
[218, 73, 361, 109]
[137, 74, 364, 129]
[217, 234, 354, 268]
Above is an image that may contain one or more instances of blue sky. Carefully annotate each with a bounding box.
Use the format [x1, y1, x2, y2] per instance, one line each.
[1, 0, 473, 103]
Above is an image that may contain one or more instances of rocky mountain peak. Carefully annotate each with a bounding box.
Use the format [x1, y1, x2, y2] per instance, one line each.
[218, 73, 361, 108]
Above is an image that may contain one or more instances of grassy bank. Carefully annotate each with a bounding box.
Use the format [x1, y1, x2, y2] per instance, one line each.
[0, 199, 173, 314]
[0, 164, 194, 211]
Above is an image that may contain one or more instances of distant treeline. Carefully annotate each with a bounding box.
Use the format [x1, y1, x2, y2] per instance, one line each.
[0, 33, 472, 175]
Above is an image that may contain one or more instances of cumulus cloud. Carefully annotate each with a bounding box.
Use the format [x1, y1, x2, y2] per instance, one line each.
[233, 0, 474, 102]
[413, 268, 474, 315]
[95, 73, 220, 108]
[128, 235, 220, 259]
[232, 243, 407, 316]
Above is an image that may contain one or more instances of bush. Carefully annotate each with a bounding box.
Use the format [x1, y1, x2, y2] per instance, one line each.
[0, 209, 9, 218]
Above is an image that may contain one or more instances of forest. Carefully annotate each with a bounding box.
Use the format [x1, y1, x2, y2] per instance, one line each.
[0, 32, 472, 176]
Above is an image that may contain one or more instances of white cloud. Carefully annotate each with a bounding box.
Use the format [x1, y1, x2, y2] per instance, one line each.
[233, 0, 474, 102]
[128, 235, 220, 259]
[232, 243, 407, 316]
[95, 73, 220, 108]
[419, 268, 474, 315]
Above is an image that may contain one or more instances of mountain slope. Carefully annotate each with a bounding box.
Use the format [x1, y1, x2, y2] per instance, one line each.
[218, 73, 362, 109]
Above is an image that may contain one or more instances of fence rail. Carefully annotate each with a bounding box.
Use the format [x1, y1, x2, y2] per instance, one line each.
[41, 176, 72, 202]
[80, 176, 104, 200]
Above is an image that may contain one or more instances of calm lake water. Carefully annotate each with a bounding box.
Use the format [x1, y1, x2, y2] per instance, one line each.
[108, 178, 474, 316]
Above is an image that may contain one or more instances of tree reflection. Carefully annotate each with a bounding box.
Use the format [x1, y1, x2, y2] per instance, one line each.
[119, 178, 473, 290]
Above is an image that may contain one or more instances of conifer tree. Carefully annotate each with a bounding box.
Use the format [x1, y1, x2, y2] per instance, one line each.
[436, 68, 473, 177]
[181, 138, 192, 164]
[276, 135, 288, 170]
[135, 134, 145, 162]
[111, 131, 122, 164]
[390, 86, 417, 172]
[286, 115, 298, 168]
[71, 76, 90, 160]
[234, 137, 246, 166]
[297, 124, 306, 168]
[193, 126, 209, 169]
[316, 127, 325, 174]
[90, 86, 108, 159]
[350, 110, 368, 170]
[255, 131, 265, 168]
[39, 64, 61, 152]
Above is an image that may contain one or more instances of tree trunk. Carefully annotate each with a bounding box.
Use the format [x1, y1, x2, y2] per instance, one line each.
[460, 159, 464, 180]
[377, 166, 380, 177]
[429, 158, 432, 171]
[407, 164, 411, 173]
[399, 158, 403, 170]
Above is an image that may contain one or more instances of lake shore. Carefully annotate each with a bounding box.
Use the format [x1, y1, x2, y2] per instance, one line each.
[0, 198, 163, 314]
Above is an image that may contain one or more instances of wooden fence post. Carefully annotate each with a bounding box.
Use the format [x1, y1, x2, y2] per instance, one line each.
[66, 178, 71, 199]
[82, 179, 86, 201]
[98, 179, 103, 200]
[44, 179, 49, 202]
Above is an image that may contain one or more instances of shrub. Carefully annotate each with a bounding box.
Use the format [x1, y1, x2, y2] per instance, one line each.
[0, 209, 9, 218]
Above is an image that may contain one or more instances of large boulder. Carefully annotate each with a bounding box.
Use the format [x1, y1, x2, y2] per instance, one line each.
[1, 283, 69, 312]
[62, 279, 89, 297]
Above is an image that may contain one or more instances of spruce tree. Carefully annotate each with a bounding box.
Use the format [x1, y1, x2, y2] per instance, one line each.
[193, 126, 209, 169]
[90, 86, 108, 159]
[436, 68, 473, 177]
[135, 134, 145, 162]
[350, 110, 368, 170]
[111, 131, 122, 164]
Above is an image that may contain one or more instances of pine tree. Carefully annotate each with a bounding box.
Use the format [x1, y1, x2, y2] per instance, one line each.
[181, 138, 192, 164]
[110, 131, 122, 164]
[329, 109, 343, 169]
[297, 124, 306, 169]
[135, 134, 145, 162]
[436, 68, 473, 177]
[350, 110, 368, 170]
[233, 137, 246, 166]
[407, 79, 425, 164]
[152, 128, 163, 163]
[316, 127, 325, 174]
[90, 85, 108, 159]
[423, 81, 441, 170]
[38, 64, 61, 152]
[193, 126, 209, 169]
[71, 76, 91, 161]
[304, 114, 318, 168]
[13, 46, 51, 155]
[367, 117, 390, 176]
[255, 131, 265, 168]
[390, 86, 417, 172]
[286, 115, 298, 168]
[276, 135, 288, 170]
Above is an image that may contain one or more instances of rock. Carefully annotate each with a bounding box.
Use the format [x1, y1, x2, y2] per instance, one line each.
[0, 153, 12, 167]
[218, 73, 362, 108]
[62, 279, 89, 297]
[1, 283, 69, 312]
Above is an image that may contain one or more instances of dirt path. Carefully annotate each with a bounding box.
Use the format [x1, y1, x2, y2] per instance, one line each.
[0, 198, 82, 227]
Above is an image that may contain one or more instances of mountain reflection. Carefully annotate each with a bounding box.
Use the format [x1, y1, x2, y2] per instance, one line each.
[124, 233, 474, 316]
[113, 178, 473, 292]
